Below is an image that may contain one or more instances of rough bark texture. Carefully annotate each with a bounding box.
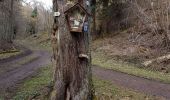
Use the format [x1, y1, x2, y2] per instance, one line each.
[51, 0, 93, 100]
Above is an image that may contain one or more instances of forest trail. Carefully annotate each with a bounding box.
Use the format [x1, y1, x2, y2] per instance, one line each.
[0, 49, 50, 96]
[93, 66, 170, 99]
[0, 47, 170, 99]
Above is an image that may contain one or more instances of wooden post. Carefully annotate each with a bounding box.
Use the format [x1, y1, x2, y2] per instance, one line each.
[51, 0, 94, 100]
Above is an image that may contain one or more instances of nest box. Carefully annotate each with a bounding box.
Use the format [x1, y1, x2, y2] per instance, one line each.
[64, 3, 91, 33]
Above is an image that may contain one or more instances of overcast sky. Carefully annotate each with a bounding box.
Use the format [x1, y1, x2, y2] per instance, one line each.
[24, 0, 52, 9]
[37, 0, 52, 7]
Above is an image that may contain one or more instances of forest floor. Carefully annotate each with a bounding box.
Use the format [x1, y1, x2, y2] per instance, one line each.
[0, 46, 50, 99]
[0, 47, 167, 100]
[0, 33, 169, 99]
[93, 66, 170, 99]
[92, 30, 170, 84]
[92, 29, 170, 73]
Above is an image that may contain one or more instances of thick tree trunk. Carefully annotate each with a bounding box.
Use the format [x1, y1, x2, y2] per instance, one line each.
[51, 0, 94, 100]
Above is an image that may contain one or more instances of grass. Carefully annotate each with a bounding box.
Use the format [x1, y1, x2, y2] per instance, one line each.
[11, 65, 163, 100]
[0, 50, 20, 60]
[13, 65, 53, 100]
[16, 32, 52, 51]
[93, 77, 163, 100]
[11, 32, 167, 99]
[92, 51, 170, 84]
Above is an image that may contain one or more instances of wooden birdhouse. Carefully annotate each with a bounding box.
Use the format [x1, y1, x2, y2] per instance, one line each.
[64, 3, 91, 33]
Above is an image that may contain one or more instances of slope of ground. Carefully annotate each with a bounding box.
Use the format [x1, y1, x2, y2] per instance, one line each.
[0, 49, 50, 99]
[13, 64, 165, 100]
[92, 30, 170, 83]
[0, 33, 169, 99]
[92, 50, 170, 83]
[0, 42, 16, 53]
[16, 32, 51, 51]
[92, 30, 169, 65]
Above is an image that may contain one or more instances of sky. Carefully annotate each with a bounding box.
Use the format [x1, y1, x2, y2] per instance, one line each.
[24, 0, 52, 9]
[36, 0, 52, 8]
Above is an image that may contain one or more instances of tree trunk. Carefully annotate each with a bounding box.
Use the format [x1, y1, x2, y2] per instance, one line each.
[0, 0, 14, 50]
[51, 0, 94, 100]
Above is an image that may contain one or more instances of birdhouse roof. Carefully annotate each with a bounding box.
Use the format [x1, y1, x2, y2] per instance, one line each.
[64, 3, 91, 16]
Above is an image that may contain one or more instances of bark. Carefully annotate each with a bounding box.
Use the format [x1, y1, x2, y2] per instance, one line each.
[91, 0, 96, 39]
[51, 0, 94, 100]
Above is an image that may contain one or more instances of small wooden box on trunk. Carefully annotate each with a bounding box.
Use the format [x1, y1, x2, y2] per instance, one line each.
[64, 3, 90, 33]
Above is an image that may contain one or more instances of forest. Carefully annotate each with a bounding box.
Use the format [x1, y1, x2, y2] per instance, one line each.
[0, 0, 170, 100]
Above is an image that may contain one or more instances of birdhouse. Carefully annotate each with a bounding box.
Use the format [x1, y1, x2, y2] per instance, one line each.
[64, 3, 91, 33]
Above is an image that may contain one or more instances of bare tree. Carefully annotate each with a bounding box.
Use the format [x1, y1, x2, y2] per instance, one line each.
[0, 0, 15, 51]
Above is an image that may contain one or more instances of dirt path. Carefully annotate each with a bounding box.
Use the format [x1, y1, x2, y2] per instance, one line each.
[0, 44, 32, 64]
[0, 50, 51, 96]
[1, 47, 170, 99]
[93, 66, 170, 99]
